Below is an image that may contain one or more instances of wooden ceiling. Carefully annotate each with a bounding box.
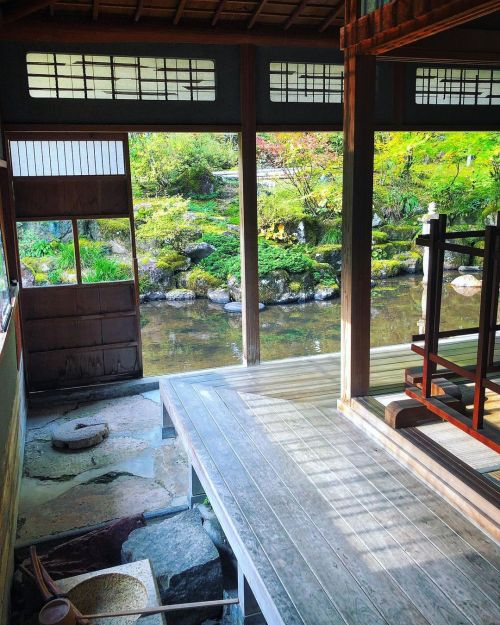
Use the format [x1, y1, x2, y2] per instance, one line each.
[0, 0, 345, 32]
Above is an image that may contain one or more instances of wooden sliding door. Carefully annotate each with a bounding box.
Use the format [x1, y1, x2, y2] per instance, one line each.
[7, 132, 142, 392]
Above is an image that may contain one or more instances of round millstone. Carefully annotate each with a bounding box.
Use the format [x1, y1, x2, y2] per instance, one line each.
[51, 417, 110, 450]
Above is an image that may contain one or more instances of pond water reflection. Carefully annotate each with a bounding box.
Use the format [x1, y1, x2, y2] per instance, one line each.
[140, 272, 483, 377]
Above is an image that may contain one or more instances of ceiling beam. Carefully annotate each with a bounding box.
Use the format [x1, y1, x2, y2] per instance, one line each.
[342, 0, 500, 54]
[211, 0, 227, 26]
[319, 1, 343, 33]
[0, 15, 340, 48]
[248, 0, 269, 30]
[92, 0, 99, 21]
[379, 28, 500, 64]
[283, 0, 309, 30]
[1, 0, 52, 23]
[133, 0, 144, 22]
[173, 0, 188, 25]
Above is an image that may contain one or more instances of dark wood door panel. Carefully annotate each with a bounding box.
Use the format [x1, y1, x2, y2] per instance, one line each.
[13, 176, 129, 218]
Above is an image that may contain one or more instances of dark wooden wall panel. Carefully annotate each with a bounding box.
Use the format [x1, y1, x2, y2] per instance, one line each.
[13, 177, 129, 218]
[21, 282, 141, 391]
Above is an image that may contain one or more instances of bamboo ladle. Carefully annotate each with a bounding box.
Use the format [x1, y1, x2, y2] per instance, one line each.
[39, 597, 239, 624]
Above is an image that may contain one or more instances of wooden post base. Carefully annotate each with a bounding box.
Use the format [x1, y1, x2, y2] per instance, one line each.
[237, 565, 266, 625]
[385, 394, 464, 429]
[162, 404, 177, 439]
[189, 465, 206, 508]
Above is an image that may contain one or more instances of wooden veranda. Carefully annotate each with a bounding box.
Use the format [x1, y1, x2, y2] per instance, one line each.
[0, 2, 500, 624]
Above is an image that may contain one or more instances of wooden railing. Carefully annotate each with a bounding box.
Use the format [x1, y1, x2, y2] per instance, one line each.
[407, 214, 500, 453]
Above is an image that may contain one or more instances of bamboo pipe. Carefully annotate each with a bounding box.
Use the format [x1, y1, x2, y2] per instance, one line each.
[82, 597, 239, 620]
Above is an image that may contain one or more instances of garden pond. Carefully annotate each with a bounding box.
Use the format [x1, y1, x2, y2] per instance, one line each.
[140, 272, 483, 377]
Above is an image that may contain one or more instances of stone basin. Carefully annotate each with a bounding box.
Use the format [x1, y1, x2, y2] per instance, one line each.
[67, 572, 148, 625]
[58, 559, 165, 625]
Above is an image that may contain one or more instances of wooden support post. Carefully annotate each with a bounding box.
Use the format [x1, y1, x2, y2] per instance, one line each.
[162, 403, 177, 439]
[189, 465, 206, 508]
[239, 44, 260, 366]
[340, 51, 376, 401]
[473, 225, 497, 429]
[237, 564, 266, 625]
[487, 212, 500, 366]
[422, 215, 446, 397]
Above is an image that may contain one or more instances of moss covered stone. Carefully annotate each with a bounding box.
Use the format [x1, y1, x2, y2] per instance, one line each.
[185, 268, 221, 296]
[371, 259, 406, 279]
[379, 224, 418, 241]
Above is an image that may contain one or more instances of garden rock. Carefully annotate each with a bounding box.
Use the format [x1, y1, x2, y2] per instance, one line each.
[197, 504, 231, 556]
[314, 286, 339, 301]
[165, 289, 196, 301]
[111, 241, 127, 255]
[451, 274, 482, 288]
[207, 289, 231, 304]
[227, 276, 241, 302]
[148, 292, 167, 301]
[458, 265, 481, 273]
[275, 293, 300, 304]
[224, 302, 265, 313]
[399, 253, 423, 274]
[139, 259, 178, 293]
[122, 509, 222, 625]
[184, 242, 215, 261]
[21, 266, 35, 288]
[258, 270, 289, 304]
[51, 416, 109, 450]
[444, 241, 470, 270]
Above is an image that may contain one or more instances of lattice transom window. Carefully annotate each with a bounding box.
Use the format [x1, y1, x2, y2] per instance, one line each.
[27, 53, 216, 101]
[10, 140, 125, 176]
[269, 62, 344, 104]
[416, 67, 500, 105]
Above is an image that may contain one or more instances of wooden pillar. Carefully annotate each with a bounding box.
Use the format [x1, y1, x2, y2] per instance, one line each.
[238, 44, 260, 366]
[340, 51, 376, 401]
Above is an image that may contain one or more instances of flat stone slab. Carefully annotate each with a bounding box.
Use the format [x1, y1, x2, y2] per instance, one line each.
[52, 416, 110, 450]
[224, 302, 265, 313]
[122, 509, 222, 625]
[25, 436, 149, 480]
[18, 474, 174, 543]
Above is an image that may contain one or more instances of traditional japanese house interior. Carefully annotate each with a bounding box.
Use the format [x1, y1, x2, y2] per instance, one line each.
[0, 2, 499, 625]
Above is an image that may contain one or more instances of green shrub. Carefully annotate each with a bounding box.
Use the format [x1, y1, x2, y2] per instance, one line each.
[319, 217, 342, 244]
[186, 268, 221, 296]
[258, 243, 314, 276]
[136, 196, 201, 252]
[48, 269, 63, 285]
[199, 234, 314, 280]
[83, 257, 131, 283]
[258, 185, 305, 230]
[199, 234, 241, 280]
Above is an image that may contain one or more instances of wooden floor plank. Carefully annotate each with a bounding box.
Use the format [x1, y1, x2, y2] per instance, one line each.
[316, 404, 500, 572]
[170, 379, 348, 625]
[160, 337, 500, 625]
[162, 380, 305, 625]
[238, 393, 475, 625]
[216, 386, 434, 625]
[305, 403, 500, 604]
[196, 384, 393, 625]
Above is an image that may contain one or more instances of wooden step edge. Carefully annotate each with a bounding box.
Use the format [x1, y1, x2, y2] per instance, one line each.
[337, 397, 500, 544]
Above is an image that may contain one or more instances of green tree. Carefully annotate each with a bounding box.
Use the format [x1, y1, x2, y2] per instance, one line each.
[129, 133, 238, 198]
[135, 196, 201, 252]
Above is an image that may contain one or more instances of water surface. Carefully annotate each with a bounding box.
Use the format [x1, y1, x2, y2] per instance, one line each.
[140, 273, 482, 377]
